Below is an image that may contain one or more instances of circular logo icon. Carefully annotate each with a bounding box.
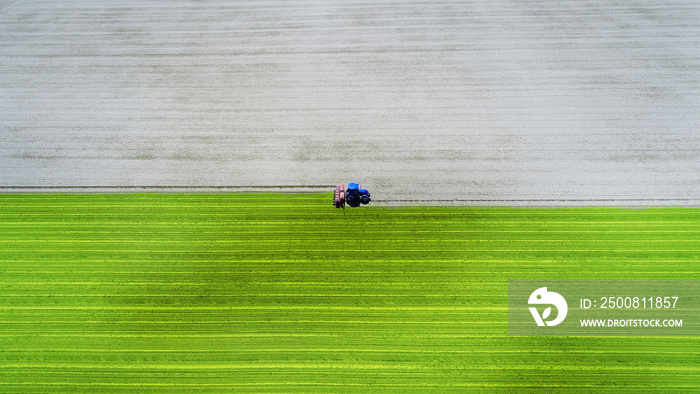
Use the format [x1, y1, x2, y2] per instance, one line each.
[528, 287, 568, 326]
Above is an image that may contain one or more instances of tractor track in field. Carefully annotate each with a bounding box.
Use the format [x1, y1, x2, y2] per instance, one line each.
[0, 185, 334, 193]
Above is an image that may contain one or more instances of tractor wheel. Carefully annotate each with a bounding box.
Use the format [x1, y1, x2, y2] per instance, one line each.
[346, 193, 356, 204]
[360, 195, 370, 204]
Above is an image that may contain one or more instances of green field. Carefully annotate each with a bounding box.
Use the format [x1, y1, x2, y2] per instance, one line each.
[0, 193, 698, 392]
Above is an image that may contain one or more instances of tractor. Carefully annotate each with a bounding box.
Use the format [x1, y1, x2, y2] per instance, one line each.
[333, 183, 371, 208]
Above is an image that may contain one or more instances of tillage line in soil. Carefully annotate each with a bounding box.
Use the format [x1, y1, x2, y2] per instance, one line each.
[376, 198, 699, 202]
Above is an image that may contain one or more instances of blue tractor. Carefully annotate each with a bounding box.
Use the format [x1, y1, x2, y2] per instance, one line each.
[333, 183, 371, 208]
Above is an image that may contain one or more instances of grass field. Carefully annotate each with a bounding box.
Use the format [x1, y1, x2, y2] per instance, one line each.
[0, 193, 698, 392]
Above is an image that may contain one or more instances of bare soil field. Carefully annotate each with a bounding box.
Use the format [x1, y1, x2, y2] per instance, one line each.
[1, 0, 699, 205]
